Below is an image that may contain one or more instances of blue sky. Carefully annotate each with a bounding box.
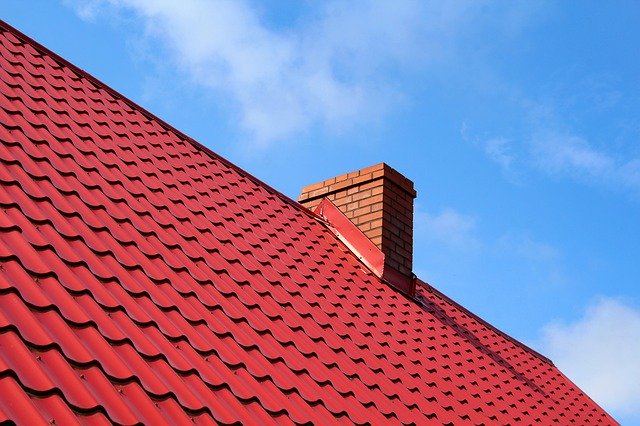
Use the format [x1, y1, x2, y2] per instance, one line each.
[3, 1, 640, 422]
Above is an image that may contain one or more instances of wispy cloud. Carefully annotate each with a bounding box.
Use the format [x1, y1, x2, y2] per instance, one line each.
[460, 123, 519, 179]
[468, 117, 640, 195]
[415, 207, 480, 249]
[530, 132, 613, 175]
[64, 0, 551, 147]
[64, 0, 488, 145]
[483, 137, 515, 171]
[538, 297, 640, 420]
[415, 206, 562, 265]
[459, 44, 637, 197]
[413, 203, 567, 294]
[496, 233, 566, 287]
[530, 130, 640, 192]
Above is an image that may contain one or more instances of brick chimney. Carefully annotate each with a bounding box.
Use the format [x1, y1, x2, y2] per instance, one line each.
[299, 163, 416, 290]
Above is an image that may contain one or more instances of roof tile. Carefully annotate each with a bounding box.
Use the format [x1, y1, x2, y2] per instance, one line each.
[0, 20, 617, 425]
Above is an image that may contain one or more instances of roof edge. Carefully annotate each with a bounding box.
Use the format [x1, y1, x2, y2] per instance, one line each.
[2, 15, 557, 372]
[415, 279, 555, 366]
[554, 369, 620, 425]
[0, 19, 318, 223]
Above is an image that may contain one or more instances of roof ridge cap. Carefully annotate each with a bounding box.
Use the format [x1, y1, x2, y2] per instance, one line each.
[0, 19, 316, 222]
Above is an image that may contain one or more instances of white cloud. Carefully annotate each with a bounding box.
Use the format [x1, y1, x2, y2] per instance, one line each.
[496, 233, 566, 287]
[539, 297, 640, 419]
[62, 0, 507, 145]
[415, 207, 563, 265]
[483, 137, 515, 171]
[460, 124, 519, 178]
[64, 0, 102, 21]
[530, 132, 614, 177]
[415, 207, 479, 249]
[471, 124, 640, 195]
[530, 130, 640, 193]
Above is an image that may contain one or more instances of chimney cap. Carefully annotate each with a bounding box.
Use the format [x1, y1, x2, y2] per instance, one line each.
[299, 163, 416, 204]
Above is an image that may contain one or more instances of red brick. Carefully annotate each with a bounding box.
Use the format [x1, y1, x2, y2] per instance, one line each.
[298, 162, 415, 278]
[333, 195, 352, 207]
[352, 205, 372, 217]
[346, 201, 359, 211]
[359, 180, 380, 191]
[358, 163, 385, 175]
[329, 178, 354, 192]
[298, 193, 310, 202]
[352, 172, 376, 186]
[355, 211, 383, 225]
[370, 236, 382, 246]
[359, 221, 372, 232]
[309, 186, 329, 198]
[358, 194, 383, 208]
[366, 217, 383, 228]
[346, 186, 360, 195]
[365, 227, 383, 238]
[300, 180, 327, 194]
[352, 189, 373, 201]
[334, 172, 350, 183]
[372, 169, 385, 180]
[371, 182, 383, 193]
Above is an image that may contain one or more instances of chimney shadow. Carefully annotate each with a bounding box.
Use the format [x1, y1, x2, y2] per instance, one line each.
[416, 287, 548, 396]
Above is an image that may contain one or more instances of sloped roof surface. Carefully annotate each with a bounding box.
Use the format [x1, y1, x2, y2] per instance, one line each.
[0, 20, 616, 425]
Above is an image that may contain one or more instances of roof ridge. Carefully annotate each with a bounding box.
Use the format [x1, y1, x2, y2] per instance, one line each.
[416, 279, 554, 365]
[0, 19, 318, 223]
[0, 19, 559, 368]
[0, 19, 406, 300]
[0, 17, 618, 424]
[2, 18, 434, 315]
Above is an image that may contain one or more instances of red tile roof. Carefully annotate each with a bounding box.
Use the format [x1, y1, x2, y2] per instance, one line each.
[0, 20, 617, 425]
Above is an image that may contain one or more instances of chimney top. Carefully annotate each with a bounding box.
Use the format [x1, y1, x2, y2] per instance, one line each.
[299, 163, 417, 295]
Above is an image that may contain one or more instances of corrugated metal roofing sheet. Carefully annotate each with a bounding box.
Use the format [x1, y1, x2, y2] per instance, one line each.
[0, 19, 616, 425]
